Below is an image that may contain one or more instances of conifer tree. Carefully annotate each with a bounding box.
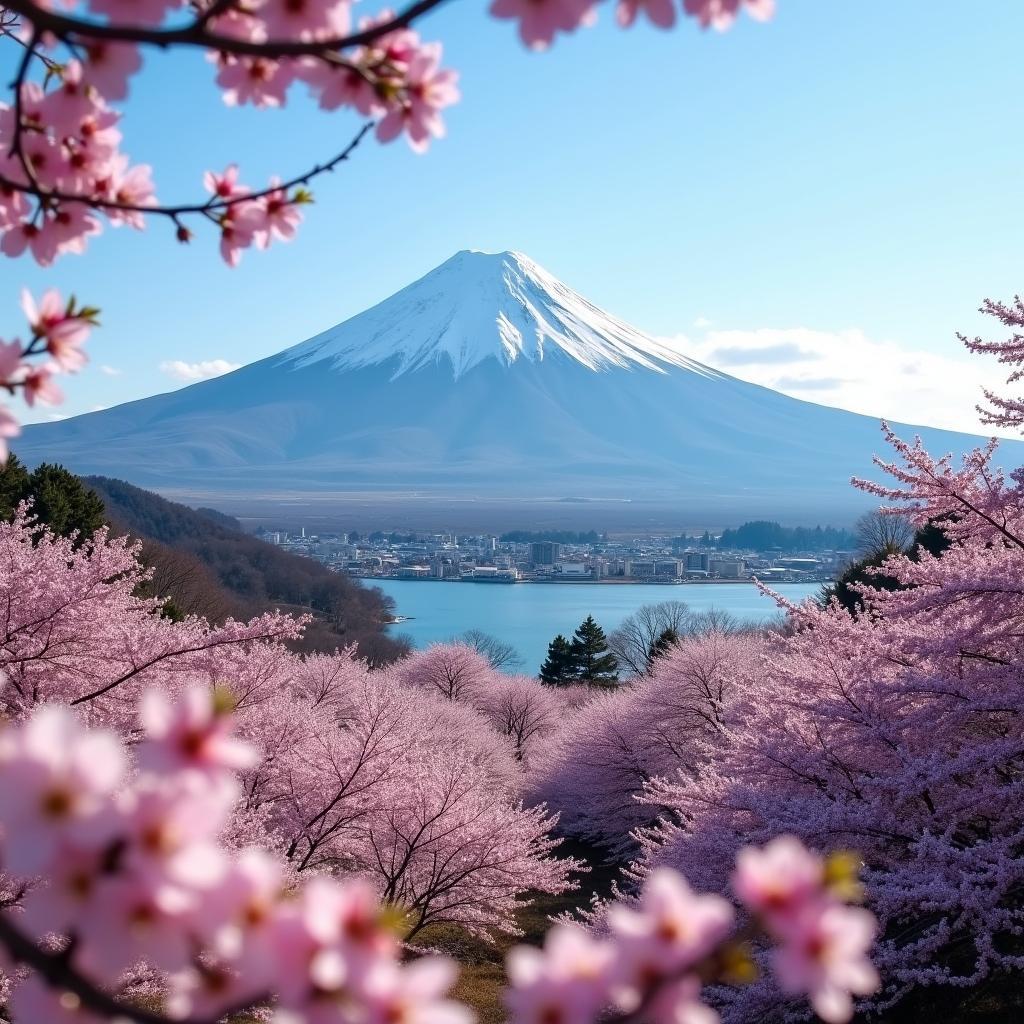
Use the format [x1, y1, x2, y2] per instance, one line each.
[647, 626, 681, 668]
[569, 615, 618, 686]
[539, 634, 575, 686]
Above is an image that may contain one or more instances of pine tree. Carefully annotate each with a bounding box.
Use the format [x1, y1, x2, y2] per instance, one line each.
[24, 463, 105, 545]
[539, 634, 575, 686]
[647, 626, 680, 670]
[569, 615, 618, 686]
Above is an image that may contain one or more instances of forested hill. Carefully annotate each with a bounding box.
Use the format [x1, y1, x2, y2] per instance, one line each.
[86, 477, 409, 664]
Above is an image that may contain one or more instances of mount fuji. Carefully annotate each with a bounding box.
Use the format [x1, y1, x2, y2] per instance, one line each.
[14, 250, 1019, 524]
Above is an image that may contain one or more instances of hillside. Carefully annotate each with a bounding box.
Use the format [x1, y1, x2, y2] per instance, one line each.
[86, 477, 408, 664]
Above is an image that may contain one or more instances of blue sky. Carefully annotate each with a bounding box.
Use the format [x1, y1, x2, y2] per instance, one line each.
[5, 0, 1024, 430]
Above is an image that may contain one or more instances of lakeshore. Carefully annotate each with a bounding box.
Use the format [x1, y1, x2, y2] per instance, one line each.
[376, 578, 821, 673]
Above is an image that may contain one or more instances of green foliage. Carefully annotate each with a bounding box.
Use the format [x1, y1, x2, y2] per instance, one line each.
[569, 615, 618, 686]
[539, 634, 575, 686]
[0, 455, 30, 522]
[710, 520, 857, 553]
[647, 626, 680, 666]
[0, 457, 105, 544]
[86, 476, 408, 663]
[821, 520, 953, 616]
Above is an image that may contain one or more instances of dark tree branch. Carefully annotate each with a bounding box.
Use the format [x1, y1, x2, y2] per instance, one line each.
[0, 0, 451, 61]
[0, 121, 374, 219]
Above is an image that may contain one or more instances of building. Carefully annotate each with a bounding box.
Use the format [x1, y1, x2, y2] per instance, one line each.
[629, 561, 657, 578]
[553, 562, 592, 578]
[709, 558, 746, 578]
[530, 541, 561, 566]
[684, 552, 709, 572]
[655, 559, 681, 578]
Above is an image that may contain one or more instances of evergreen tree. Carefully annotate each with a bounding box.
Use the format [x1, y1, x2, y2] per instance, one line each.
[539, 634, 575, 686]
[647, 626, 680, 669]
[0, 454, 30, 521]
[0, 458, 104, 545]
[569, 615, 618, 686]
[24, 463, 105, 544]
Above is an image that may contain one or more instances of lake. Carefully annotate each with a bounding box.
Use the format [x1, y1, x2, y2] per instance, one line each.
[375, 579, 821, 673]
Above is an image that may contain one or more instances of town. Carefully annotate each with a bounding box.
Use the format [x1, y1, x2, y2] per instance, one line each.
[256, 523, 853, 585]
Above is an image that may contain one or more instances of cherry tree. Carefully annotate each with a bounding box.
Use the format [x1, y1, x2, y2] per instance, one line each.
[531, 630, 760, 858]
[615, 313, 1024, 1016]
[0, 506, 301, 723]
[390, 641, 496, 703]
[478, 672, 564, 763]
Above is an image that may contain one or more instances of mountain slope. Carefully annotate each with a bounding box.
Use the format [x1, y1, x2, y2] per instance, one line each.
[15, 250, 1019, 522]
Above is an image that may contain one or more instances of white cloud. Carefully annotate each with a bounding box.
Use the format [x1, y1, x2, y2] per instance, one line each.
[662, 326, 1013, 437]
[692, 316, 714, 329]
[159, 358, 241, 383]
[91, 405, 108, 412]
[99, 365, 122, 377]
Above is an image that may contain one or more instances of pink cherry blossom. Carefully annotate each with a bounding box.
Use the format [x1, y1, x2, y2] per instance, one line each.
[0, 339, 23, 382]
[617, 0, 677, 28]
[22, 365, 64, 407]
[81, 41, 143, 101]
[771, 904, 879, 1024]
[375, 43, 460, 153]
[204, 163, 250, 201]
[258, 0, 352, 41]
[140, 685, 258, 775]
[0, 405, 19, 460]
[506, 924, 614, 1024]
[607, 868, 733, 1004]
[0, 704, 124, 875]
[732, 835, 825, 925]
[362, 957, 472, 1024]
[489, 0, 597, 50]
[253, 179, 303, 247]
[683, 0, 774, 30]
[20, 288, 92, 371]
[216, 55, 296, 108]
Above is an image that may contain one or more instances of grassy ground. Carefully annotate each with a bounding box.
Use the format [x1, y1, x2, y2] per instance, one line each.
[416, 839, 622, 1024]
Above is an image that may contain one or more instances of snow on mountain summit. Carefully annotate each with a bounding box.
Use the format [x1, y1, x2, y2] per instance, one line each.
[281, 249, 720, 379]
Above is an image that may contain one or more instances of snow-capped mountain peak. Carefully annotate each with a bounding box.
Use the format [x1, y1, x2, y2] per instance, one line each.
[281, 249, 718, 379]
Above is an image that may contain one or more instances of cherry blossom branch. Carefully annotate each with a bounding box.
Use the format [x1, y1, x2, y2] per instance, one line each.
[0, 0, 451, 61]
[0, 121, 372, 220]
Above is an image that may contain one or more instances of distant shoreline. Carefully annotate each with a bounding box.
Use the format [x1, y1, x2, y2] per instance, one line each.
[358, 576, 831, 587]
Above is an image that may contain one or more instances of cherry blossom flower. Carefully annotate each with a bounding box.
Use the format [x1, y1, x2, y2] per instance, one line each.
[20, 288, 92, 371]
[375, 43, 459, 152]
[683, 0, 775, 30]
[506, 924, 614, 1024]
[22, 365, 64, 407]
[617, 0, 677, 28]
[0, 405, 19, 460]
[771, 904, 879, 1023]
[0, 704, 124, 875]
[253, 179, 303, 247]
[489, 0, 597, 50]
[140, 685, 258, 775]
[81, 41, 144, 101]
[607, 868, 733, 1003]
[732, 835, 825, 926]
[216, 55, 296, 109]
[0, 338, 23, 382]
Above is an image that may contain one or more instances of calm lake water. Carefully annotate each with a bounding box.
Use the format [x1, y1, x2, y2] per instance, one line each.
[375, 579, 821, 673]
